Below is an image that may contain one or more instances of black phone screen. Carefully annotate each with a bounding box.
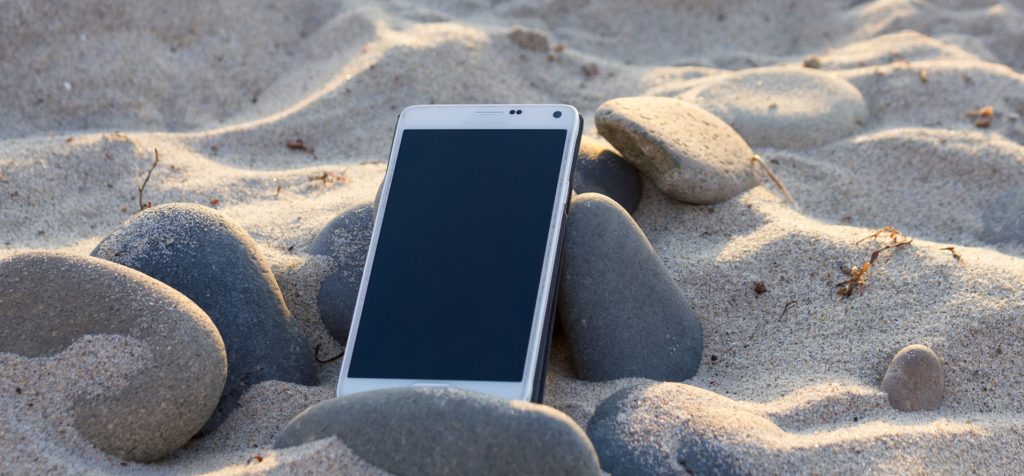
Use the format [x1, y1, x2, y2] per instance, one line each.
[347, 128, 568, 382]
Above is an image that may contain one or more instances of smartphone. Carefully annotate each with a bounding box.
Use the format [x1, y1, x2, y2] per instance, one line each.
[336, 104, 582, 402]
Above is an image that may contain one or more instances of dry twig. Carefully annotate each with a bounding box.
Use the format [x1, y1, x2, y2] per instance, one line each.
[751, 155, 798, 209]
[138, 148, 159, 211]
[836, 226, 912, 298]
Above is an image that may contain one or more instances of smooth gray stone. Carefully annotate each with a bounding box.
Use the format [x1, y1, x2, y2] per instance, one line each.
[309, 203, 375, 344]
[274, 387, 601, 476]
[588, 383, 758, 476]
[573, 136, 643, 214]
[679, 66, 868, 150]
[595, 96, 759, 205]
[980, 186, 1024, 246]
[882, 344, 944, 412]
[91, 203, 315, 433]
[558, 193, 702, 381]
[0, 252, 226, 462]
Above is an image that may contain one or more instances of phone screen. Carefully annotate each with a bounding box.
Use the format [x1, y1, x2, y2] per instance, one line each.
[347, 128, 568, 382]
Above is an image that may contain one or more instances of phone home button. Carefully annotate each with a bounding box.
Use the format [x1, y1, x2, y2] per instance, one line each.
[410, 383, 452, 389]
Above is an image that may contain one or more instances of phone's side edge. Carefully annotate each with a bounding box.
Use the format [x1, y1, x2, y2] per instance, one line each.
[336, 112, 406, 397]
[530, 113, 584, 403]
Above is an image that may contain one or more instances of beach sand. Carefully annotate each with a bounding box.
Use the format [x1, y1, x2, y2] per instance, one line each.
[2, 0, 1024, 473]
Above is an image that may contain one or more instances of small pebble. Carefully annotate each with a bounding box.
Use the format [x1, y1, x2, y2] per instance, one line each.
[595, 96, 759, 205]
[882, 344, 944, 412]
[507, 27, 549, 52]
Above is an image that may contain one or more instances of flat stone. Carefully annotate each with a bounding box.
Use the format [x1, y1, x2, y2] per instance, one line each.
[558, 193, 702, 381]
[881, 344, 944, 412]
[595, 96, 759, 204]
[980, 186, 1024, 246]
[0, 252, 226, 462]
[91, 203, 316, 432]
[308, 202, 375, 344]
[274, 387, 601, 476]
[588, 383, 779, 476]
[573, 136, 643, 213]
[679, 66, 868, 149]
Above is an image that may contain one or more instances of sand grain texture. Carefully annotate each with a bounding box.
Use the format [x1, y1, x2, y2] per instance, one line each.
[2, 0, 1024, 474]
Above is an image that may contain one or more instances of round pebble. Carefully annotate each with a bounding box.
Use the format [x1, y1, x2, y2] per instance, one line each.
[0, 251, 227, 462]
[881, 344, 944, 412]
[275, 387, 601, 476]
[309, 202, 375, 344]
[91, 203, 316, 432]
[595, 96, 760, 205]
[558, 193, 703, 381]
[573, 136, 643, 214]
[679, 66, 869, 149]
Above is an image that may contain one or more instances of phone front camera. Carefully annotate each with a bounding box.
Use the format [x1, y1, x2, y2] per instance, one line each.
[552, 111, 562, 118]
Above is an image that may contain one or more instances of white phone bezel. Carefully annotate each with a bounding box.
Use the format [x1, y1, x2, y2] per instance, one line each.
[336, 104, 581, 401]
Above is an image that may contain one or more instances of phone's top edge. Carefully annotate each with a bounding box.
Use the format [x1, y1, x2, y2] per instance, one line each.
[400, 104, 579, 115]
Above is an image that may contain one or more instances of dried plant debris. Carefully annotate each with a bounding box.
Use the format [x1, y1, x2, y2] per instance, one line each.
[286, 139, 315, 155]
[754, 281, 768, 295]
[138, 148, 160, 211]
[836, 226, 913, 298]
[967, 106, 994, 128]
[310, 171, 348, 186]
[941, 246, 962, 262]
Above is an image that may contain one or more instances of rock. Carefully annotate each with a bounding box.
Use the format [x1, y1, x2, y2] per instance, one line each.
[679, 66, 868, 149]
[274, 387, 601, 476]
[91, 203, 316, 432]
[595, 96, 759, 204]
[573, 136, 643, 213]
[980, 186, 1024, 246]
[558, 193, 702, 381]
[508, 27, 549, 52]
[588, 383, 780, 476]
[881, 344, 944, 412]
[0, 252, 226, 462]
[309, 203, 375, 344]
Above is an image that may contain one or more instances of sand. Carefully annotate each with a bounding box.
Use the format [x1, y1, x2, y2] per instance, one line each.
[1, 0, 1023, 473]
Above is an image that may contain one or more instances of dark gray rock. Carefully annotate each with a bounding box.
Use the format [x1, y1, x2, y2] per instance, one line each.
[595, 96, 759, 205]
[274, 387, 601, 476]
[882, 344, 944, 412]
[573, 136, 643, 214]
[558, 193, 702, 381]
[980, 186, 1024, 246]
[91, 203, 315, 433]
[0, 252, 226, 462]
[588, 383, 771, 476]
[309, 203, 375, 344]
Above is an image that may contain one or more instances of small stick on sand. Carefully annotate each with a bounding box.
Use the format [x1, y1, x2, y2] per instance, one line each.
[138, 148, 160, 211]
[751, 155, 798, 209]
